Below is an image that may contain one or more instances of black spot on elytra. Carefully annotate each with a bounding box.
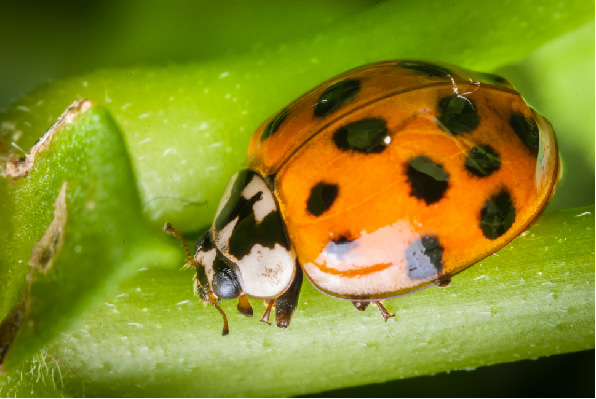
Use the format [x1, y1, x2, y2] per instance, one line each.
[334, 236, 352, 245]
[438, 95, 479, 135]
[261, 108, 290, 142]
[480, 188, 516, 240]
[406, 156, 449, 205]
[406, 236, 444, 280]
[333, 117, 388, 154]
[399, 60, 452, 77]
[465, 145, 501, 177]
[314, 79, 360, 117]
[307, 182, 339, 216]
[212, 254, 242, 299]
[509, 112, 539, 156]
[480, 72, 509, 86]
[324, 235, 357, 256]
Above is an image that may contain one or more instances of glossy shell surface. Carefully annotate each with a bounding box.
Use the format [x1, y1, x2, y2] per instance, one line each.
[246, 60, 559, 300]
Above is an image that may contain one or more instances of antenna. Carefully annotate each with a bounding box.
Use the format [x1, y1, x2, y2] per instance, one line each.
[211, 298, 230, 336]
[164, 223, 195, 267]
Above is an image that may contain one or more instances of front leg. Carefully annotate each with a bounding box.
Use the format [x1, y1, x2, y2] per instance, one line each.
[259, 262, 304, 328]
[275, 264, 304, 328]
[373, 301, 394, 321]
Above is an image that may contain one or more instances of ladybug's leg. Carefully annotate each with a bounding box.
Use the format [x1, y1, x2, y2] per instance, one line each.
[274, 265, 303, 328]
[351, 301, 369, 311]
[260, 300, 274, 324]
[437, 277, 452, 287]
[237, 294, 253, 317]
[372, 301, 395, 321]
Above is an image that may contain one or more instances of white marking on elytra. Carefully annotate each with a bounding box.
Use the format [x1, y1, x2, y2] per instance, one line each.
[235, 243, 295, 299]
[215, 216, 238, 254]
[304, 220, 421, 297]
[242, 175, 276, 223]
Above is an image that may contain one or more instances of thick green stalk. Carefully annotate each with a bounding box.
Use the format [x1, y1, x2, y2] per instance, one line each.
[1, 206, 593, 397]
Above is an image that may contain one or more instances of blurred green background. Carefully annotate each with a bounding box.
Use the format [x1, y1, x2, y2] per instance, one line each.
[0, 1, 593, 396]
[0, 0, 380, 110]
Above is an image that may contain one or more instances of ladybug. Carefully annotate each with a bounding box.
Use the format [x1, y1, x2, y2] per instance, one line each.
[166, 60, 559, 335]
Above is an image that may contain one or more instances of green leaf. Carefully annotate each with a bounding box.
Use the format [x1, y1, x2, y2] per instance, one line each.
[0, 206, 593, 397]
[0, 1, 377, 109]
[0, 102, 179, 370]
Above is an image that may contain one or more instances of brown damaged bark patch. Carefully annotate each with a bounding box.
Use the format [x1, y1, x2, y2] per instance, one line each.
[0, 298, 26, 371]
[0, 181, 69, 371]
[2, 100, 93, 181]
[29, 181, 69, 273]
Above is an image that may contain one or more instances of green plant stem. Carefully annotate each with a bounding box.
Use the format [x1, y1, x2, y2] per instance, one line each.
[1, 206, 593, 397]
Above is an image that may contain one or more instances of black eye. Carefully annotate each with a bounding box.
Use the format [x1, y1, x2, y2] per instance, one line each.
[212, 255, 241, 300]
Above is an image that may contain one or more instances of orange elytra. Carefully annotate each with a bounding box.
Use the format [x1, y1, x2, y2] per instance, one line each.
[167, 60, 559, 335]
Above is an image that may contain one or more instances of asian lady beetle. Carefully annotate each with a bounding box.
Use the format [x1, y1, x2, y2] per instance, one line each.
[166, 60, 559, 335]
